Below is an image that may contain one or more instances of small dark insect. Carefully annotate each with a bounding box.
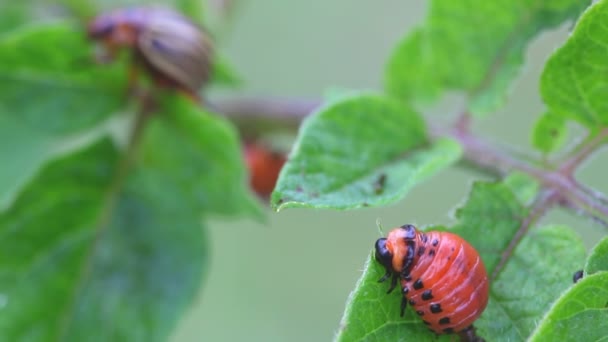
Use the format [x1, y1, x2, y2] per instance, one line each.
[373, 173, 387, 195]
[572, 269, 584, 283]
[375, 224, 488, 341]
[88, 7, 213, 103]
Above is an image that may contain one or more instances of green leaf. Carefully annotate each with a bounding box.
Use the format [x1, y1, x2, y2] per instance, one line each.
[451, 181, 529, 272]
[0, 3, 28, 34]
[0, 93, 261, 339]
[148, 95, 263, 219]
[541, 0, 608, 127]
[337, 180, 586, 341]
[385, 0, 588, 115]
[335, 254, 451, 342]
[531, 112, 568, 154]
[478, 225, 586, 341]
[176, 0, 206, 25]
[0, 22, 125, 134]
[0, 139, 207, 341]
[529, 272, 608, 341]
[0, 115, 58, 209]
[585, 236, 608, 275]
[271, 94, 462, 211]
[502, 172, 540, 205]
[210, 55, 242, 88]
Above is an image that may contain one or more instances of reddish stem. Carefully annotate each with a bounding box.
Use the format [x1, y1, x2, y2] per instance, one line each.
[212, 96, 608, 222]
[490, 189, 558, 282]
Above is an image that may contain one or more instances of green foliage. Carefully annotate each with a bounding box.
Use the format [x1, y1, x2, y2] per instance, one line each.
[336, 180, 587, 342]
[1, 0, 608, 341]
[0, 140, 207, 341]
[0, 10, 257, 341]
[529, 272, 608, 341]
[385, 0, 588, 115]
[147, 96, 262, 218]
[0, 23, 124, 134]
[541, 0, 608, 127]
[335, 254, 451, 342]
[585, 236, 608, 275]
[531, 112, 568, 154]
[271, 94, 461, 210]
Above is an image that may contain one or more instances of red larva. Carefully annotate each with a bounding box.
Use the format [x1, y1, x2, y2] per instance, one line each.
[374, 224, 489, 340]
[244, 143, 286, 198]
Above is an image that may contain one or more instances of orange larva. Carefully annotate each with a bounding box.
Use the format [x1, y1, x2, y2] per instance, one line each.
[244, 143, 286, 199]
[374, 224, 489, 339]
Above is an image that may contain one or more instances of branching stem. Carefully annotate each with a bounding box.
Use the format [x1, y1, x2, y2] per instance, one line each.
[213, 96, 608, 224]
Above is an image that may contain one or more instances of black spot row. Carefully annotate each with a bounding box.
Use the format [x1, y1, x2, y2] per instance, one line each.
[430, 303, 442, 313]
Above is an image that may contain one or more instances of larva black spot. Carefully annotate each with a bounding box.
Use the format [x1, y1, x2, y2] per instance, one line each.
[409, 299, 416, 305]
[413, 279, 424, 290]
[422, 320, 431, 325]
[432, 239, 439, 247]
[421, 234, 428, 243]
[443, 328, 454, 333]
[430, 303, 442, 313]
[402, 287, 409, 295]
[404, 274, 412, 281]
[417, 246, 426, 257]
[416, 310, 424, 316]
[439, 317, 451, 325]
[422, 290, 433, 301]
[429, 249, 436, 257]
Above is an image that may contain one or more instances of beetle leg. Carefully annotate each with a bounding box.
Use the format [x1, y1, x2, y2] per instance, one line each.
[378, 270, 392, 283]
[458, 325, 485, 342]
[400, 296, 407, 317]
[386, 274, 398, 294]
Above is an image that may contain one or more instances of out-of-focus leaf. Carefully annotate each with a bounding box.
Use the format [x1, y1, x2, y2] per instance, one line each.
[531, 112, 568, 154]
[0, 23, 125, 134]
[541, 0, 608, 127]
[0, 139, 207, 341]
[0, 3, 29, 34]
[501, 172, 540, 205]
[210, 55, 242, 88]
[386, 0, 589, 115]
[529, 272, 608, 341]
[148, 95, 262, 218]
[271, 94, 461, 211]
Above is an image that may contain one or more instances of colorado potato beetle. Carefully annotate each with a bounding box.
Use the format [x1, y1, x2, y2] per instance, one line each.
[375, 224, 488, 340]
[244, 142, 286, 198]
[88, 7, 213, 102]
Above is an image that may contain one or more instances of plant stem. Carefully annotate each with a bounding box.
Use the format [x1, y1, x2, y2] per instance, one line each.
[490, 189, 558, 282]
[560, 128, 608, 175]
[57, 95, 154, 339]
[212, 96, 608, 222]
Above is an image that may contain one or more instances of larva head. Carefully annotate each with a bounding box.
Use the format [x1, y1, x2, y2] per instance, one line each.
[375, 224, 418, 273]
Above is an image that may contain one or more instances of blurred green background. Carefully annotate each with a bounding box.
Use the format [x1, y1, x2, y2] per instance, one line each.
[170, 1, 607, 341]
